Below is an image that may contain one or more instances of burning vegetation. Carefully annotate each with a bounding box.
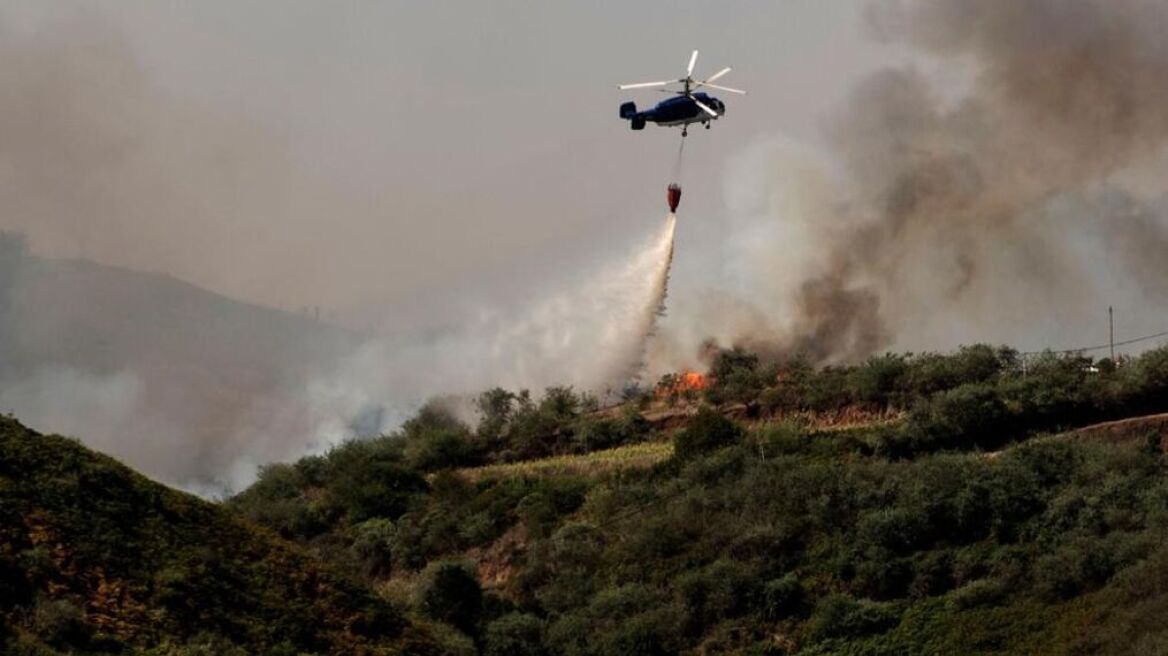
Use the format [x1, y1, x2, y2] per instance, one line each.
[655, 370, 710, 398]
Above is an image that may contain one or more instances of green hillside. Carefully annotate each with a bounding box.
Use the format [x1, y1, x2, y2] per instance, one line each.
[0, 417, 439, 655]
[230, 345, 1168, 654]
[9, 343, 1168, 654]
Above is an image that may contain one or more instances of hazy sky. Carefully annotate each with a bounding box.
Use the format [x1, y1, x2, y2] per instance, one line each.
[0, 1, 895, 324]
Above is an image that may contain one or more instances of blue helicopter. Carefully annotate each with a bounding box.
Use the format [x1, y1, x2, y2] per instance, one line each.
[618, 50, 745, 137]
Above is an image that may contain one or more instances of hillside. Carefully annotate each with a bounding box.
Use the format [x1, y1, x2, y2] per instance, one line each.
[10, 343, 1168, 654]
[229, 344, 1168, 654]
[0, 417, 440, 655]
[0, 246, 364, 488]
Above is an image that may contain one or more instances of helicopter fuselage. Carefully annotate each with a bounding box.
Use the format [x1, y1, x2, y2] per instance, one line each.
[619, 93, 725, 131]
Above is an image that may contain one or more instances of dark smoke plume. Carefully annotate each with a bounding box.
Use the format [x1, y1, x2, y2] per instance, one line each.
[666, 0, 1168, 368]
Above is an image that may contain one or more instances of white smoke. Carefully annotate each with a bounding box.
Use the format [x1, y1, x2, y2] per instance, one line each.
[208, 214, 678, 492]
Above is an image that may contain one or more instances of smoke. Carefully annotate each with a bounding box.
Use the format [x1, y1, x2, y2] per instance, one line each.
[0, 9, 685, 493]
[295, 213, 677, 432]
[655, 0, 1168, 370]
[0, 214, 676, 493]
[15, 0, 1168, 491]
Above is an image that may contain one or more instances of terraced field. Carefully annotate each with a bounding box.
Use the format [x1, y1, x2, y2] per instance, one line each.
[454, 440, 673, 482]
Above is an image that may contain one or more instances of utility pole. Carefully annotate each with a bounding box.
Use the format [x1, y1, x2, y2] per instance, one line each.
[1109, 306, 1115, 361]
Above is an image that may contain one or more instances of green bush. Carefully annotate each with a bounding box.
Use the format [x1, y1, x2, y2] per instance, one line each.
[673, 407, 744, 460]
[351, 518, 397, 578]
[945, 578, 1007, 611]
[405, 427, 477, 471]
[849, 353, 909, 407]
[806, 594, 899, 641]
[675, 559, 757, 634]
[484, 613, 547, 656]
[326, 440, 428, 521]
[417, 561, 483, 637]
[140, 633, 248, 656]
[760, 573, 805, 621]
[31, 596, 88, 647]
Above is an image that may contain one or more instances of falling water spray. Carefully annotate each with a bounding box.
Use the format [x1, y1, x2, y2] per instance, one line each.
[619, 213, 676, 387]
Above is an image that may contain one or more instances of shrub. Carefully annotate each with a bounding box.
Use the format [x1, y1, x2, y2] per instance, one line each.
[707, 347, 765, 406]
[541, 386, 582, 421]
[351, 518, 397, 578]
[1033, 538, 1115, 600]
[597, 612, 674, 656]
[945, 578, 1007, 611]
[417, 561, 483, 637]
[849, 353, 909, 407]
[674, 407, 743, 460]
[140, 633, 248, 656]
[0, 554, 31, 610]
[326, 440, 428, 521]
[675, 559, 756, 634]
[484, 613, 547, 656]
[405, 427, 477, 471]
[806, 594, 899, 641]
[402, 400, 467, 439]
[760, 573, 805, 621]
[908, 383, 1012, 452]
[31, 596, 88, 647]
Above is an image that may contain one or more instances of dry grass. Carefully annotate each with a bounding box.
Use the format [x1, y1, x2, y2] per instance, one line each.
[455, 441, 673, 482]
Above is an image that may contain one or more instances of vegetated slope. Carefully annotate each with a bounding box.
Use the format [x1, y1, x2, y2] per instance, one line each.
[0, 417, 439, 655]
[233, 344, 1168, 655]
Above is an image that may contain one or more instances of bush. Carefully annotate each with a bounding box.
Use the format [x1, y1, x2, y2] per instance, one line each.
[405, 427, 477, 471]
[806, 594, 899, 641]
[0, 554, 31, 610]
[31, 596, 88, 647]
[1033, 538, 1116, 600]
[760, 573, 805, 621]
[675, 559, 756, 634]
[140, 633, 248, 656]
[484, 613, 547, 656]
[597, 612, 675, 656]
[351, 518, 397, 578]
[673, 407, 743, 460]
[417, 561, 484, 637]
[707, 347, 765, 406]
[326, 440, 428, 521]
[908, 383, 1012, 452]
[849, 354, 909, 407]
[945, 578, 1007, 611]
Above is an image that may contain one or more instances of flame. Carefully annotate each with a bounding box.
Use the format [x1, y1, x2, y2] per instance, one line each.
[657, 371, 710, 397]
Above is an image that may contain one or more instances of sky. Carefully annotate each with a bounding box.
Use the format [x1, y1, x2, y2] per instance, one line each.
[0, 1, 896, 326]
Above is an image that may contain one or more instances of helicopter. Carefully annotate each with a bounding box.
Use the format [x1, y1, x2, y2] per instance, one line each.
[618, 50, 745, 137]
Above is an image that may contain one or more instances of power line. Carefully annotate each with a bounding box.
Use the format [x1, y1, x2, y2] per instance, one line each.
[1021, 329, 1168, 356]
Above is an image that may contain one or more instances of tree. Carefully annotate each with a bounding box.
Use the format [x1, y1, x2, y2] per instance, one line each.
[476, 388, 516, 441]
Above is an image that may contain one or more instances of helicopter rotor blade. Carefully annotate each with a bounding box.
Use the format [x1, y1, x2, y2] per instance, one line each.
[692, 95, 719, 117]
[702, 67, 732, 84]
[687, 50, 699, 77]
[618, 80, 674, 90]
[701, 82, 746, 95]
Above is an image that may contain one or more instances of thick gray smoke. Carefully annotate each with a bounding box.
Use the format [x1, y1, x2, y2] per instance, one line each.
[653, 0, 1168, 372]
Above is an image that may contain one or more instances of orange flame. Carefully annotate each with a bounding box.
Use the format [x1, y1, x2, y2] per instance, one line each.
[657, 371, 710, 397]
